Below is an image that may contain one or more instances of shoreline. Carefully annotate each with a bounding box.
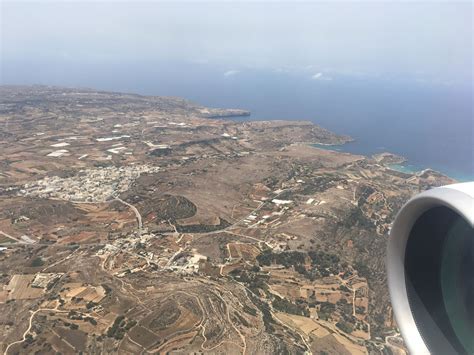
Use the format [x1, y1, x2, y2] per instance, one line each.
[310, 142, 471, 183]
[220, 107, 470, 183]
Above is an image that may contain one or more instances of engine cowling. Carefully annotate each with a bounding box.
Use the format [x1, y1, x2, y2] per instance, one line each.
[386, 182, 473, 354]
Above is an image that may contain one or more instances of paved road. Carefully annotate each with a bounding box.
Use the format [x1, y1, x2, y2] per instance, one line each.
[114, 198, 143, 232]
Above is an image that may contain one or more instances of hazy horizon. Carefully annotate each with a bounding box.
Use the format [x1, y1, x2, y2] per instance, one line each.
[1, 1, 472, 88]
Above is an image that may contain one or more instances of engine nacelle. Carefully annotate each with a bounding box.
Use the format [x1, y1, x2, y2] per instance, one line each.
[387, 182, 473, 354]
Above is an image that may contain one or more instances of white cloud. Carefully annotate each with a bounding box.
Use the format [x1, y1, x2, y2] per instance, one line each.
[311, 72, 332, 81]
[224, 70, 240, 77]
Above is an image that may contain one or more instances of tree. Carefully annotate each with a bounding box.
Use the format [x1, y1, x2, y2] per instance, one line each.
[336, 321, 353, 334]
[30, 257, 44, 267]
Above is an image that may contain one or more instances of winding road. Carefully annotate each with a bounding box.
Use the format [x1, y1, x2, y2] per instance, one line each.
[3, 308, 69, 355]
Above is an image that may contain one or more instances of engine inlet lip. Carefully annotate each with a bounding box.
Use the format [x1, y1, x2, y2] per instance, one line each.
[386, 184, 474, 355]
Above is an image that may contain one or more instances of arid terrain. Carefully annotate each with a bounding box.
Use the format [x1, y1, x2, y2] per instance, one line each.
[0, 86, 455, 354]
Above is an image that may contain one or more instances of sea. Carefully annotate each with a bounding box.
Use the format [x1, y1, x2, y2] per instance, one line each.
[4, 61, 473, 181]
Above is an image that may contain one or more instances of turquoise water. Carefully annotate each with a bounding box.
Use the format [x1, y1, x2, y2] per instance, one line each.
[387, 164, 419, 175]
[313, 143, 420, 173]
[312, 143, 472, 182]
[311, 144, 345, 152]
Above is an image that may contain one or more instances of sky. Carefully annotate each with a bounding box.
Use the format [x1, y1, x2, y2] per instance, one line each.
[1, 1, 472, 86]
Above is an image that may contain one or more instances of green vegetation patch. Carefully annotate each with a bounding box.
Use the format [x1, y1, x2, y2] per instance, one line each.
[256, 249, 343, 279]
[247, 291, 274, 333]
[272, 295, 309, 317]
[176, 217, 230, 233]
[318, 302, 336, 321]
[106, 315, 137, 340]
[30, 257, 44, 267]
[149, 307, 181, 331]
[336, 320, 354, 334]
[256, 250, 305, 268]
[243, 304, 258, 317]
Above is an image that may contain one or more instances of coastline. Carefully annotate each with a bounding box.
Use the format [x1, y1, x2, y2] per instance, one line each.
[203, 103, 472, 183]
[220, 103, 471, 183]
[310, 142, 470, 183]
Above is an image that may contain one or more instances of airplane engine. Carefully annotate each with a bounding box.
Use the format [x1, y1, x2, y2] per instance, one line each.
[387, 182, 473, 354]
